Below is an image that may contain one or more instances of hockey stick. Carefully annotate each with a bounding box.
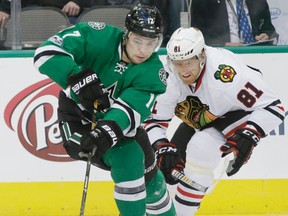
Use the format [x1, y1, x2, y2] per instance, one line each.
[171, 153, 235, 194]
[79, 101, 98, 216]
[79, 152, 93, 216]
[171, 169, 208, 193]
[205, 153, 234, 194]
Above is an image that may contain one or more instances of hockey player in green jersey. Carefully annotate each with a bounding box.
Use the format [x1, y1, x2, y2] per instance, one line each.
[33, 4, 175, 216]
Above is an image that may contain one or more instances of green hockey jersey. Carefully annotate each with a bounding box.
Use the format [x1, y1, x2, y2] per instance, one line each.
[34, 22, 167, 137]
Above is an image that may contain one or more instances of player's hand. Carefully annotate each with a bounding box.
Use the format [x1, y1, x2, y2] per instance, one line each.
[155, 142, 184, 185]
[220, 128, 260, 176]
[80, 120, 124, 167]
[68, 68, 110, 112]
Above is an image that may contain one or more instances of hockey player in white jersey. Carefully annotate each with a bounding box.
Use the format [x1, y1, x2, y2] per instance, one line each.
[143, 27, 285, 215]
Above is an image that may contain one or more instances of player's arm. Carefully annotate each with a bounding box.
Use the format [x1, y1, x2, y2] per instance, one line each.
[220, 69, 285, 176]
[78, 82, 165, 168]
[103, 87, 160, 137]
[143, 74, 190, 184]
[33, 23, 88, 89]
[225, 71, 285, 137]
[143, 69, 179, 143]
[98, 59, 168, 137]
[79, 60, 168, 160]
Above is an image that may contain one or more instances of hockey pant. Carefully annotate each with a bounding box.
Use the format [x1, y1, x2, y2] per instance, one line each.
[57, 90, 175, 216]
[172, 127, 225, 216]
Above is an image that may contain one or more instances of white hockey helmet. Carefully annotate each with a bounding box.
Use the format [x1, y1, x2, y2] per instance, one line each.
[167, 27, 205, 61]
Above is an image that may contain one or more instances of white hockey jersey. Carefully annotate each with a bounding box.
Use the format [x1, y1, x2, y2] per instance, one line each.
[144, 46, 285, 145]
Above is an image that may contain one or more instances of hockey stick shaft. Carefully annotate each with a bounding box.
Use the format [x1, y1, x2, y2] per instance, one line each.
[79, 152, 93, 216]
[79, 101, 98, 216]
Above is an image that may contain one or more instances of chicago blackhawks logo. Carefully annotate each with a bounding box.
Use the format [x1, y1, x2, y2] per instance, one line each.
[214, 64, 237, 83]
[175, 96, 217, 129]
[4, 79, 72, 162]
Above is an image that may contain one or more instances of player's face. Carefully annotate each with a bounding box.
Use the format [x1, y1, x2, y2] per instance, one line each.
[125, 32, 159, 64]
[172, 56, 201, 85]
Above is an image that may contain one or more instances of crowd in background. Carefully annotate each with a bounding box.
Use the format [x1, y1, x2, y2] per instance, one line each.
[0, 0, 286, 50]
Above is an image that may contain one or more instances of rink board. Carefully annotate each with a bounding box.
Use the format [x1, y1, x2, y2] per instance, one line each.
[1, 179, 288, 216]
[0, 48, 288, 215]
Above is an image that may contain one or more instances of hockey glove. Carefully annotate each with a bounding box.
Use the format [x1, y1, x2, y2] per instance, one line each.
[80, 120, 124, 168]
[220, 128, 260, 176]
[154, 142, 185, 185]
[68, 68, 110, 112]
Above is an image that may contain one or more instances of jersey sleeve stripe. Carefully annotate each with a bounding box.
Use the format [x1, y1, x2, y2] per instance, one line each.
[145, 124, 166, 132]
[144, 121, 170, 131]
[34, 45, 74, 69]
[264, 100, 285, 121]
[112, 99, 141, 137]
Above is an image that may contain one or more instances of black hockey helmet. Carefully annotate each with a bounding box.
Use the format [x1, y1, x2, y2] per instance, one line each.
[125, 4, 163, 38]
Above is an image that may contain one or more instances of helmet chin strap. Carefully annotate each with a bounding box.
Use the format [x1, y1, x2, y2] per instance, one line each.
[192, 57, 206, 82]
[199, 59, 205, 74]
[198, 53, 206, 76]
[123, 44, 133, 63]
[122, 35, 134, 64]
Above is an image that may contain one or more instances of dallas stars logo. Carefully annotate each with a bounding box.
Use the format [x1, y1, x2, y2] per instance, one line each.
[88, 22, 106, 30]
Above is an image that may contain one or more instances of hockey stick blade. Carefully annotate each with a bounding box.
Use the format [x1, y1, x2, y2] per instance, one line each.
[171, 169, 208, 193]
[225, 152, 237, 175]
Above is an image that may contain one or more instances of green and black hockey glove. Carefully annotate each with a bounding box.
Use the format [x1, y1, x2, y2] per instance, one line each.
[68, 68, 110, 112]
[80, 120, 124, 168]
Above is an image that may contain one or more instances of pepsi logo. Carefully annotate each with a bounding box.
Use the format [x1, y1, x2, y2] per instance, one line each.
[4, 79, 73, 162]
